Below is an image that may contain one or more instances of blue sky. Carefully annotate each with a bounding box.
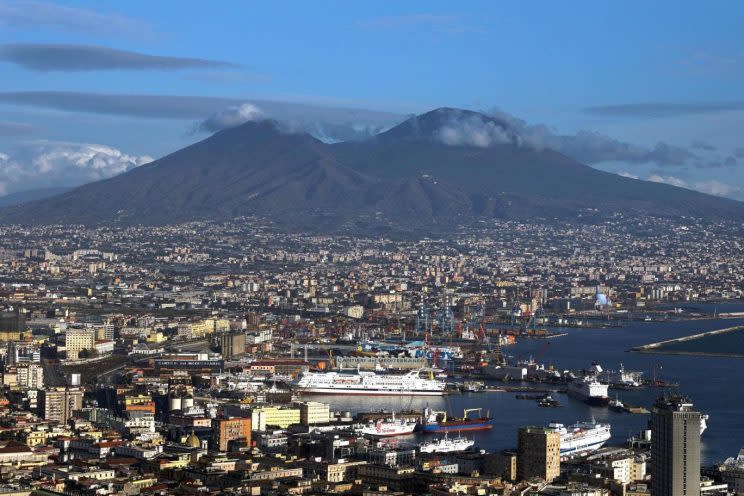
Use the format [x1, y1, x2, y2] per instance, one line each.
[1, 1, 743, 198]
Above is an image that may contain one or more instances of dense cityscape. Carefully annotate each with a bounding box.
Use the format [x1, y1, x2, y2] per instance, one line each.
[0, 217, 740, 495]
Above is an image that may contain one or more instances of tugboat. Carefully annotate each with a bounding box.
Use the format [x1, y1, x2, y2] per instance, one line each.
[418, 407, 493, 433]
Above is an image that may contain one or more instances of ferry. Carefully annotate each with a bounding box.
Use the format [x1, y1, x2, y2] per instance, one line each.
[294, 369, 446, 396]
[547, 420, 612, 457]
[568, 376, 610, 406]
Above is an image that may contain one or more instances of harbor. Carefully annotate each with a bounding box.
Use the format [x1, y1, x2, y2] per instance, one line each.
[281, 317, 744, 464]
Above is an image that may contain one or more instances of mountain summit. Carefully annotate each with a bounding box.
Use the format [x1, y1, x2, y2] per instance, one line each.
[2, 108, 743, 230]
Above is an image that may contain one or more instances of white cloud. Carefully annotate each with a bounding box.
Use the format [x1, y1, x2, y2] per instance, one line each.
[617, 171, 639, 179]
[647, 174, 688, 188]
[429, 108, 696, 166]
[0, 141, 152, 194]
[437, 114, 514, 147]
[199, 103, 263, 132]
[693, 179, 734, 197]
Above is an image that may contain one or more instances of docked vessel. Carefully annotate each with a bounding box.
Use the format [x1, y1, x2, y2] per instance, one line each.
[418, 434, 475, 453]
[609, 396, 625, 412]
[538, 395, 560, 408]
[568, 376, 610, 406]
[294, 369, 446, 396]
[418, 407, 493, 433]
[601, 363, 643, 388]
[547, 420, 612, 457]
[358, 413, 417, 437]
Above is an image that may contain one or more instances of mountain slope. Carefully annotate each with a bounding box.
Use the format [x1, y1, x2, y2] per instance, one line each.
[0, 187, 73, 207]
[1, 108, 742, 229]
[1, 121, 378, 225]
[333, 108, 744, 220]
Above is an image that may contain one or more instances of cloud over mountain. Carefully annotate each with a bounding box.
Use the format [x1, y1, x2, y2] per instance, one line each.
[0, 43, 234, 71]
[0, 141, 152, 195]
[199, 103, 264, 133]
[427, 108, 696, 167]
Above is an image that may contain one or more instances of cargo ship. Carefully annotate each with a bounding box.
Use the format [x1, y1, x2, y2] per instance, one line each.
[417, 407, 493, 433]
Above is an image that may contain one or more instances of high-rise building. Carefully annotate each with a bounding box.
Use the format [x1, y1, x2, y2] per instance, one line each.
[517, 426, 561, 483]
[213, 417, 251, 451]
[65, 328, 95, 360]
[651, 395, 702, 496]
[5, 341, 17, 366]
[38, 387, 83, 423]
[16, 362, 44, 389]
[218, 331, 246, 359]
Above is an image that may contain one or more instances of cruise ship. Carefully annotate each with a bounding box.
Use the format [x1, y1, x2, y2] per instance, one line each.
[548, 420, 612, 457]
[294, 369, 446, 396]
[567, 376, 610, 406]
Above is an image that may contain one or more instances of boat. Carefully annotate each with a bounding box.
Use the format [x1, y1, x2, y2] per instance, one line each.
[568, 376, 610, 406]
[418, 407, 493, 433]
[418, 433, 475, 453]
[609, 396, 625, 412]
[462, 381, 485, 392]
[547, 420, 612, 457]
[701, 414, 709, 435]
[538, 395, 560, 407]
[358, 413, 417, 437]
[601, 363, 643, 388]
[294, 368, 446, 396]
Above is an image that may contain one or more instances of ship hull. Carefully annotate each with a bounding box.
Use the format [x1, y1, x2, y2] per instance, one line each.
[583, 396, 610, 407]
[418, 421, 493, 433]
[560, 439, 608, 457]
[362, 429, 416, 438]
[299, 387, 444, 396]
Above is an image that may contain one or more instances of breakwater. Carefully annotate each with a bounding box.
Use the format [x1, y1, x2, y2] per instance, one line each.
[631, 325, 744, 356]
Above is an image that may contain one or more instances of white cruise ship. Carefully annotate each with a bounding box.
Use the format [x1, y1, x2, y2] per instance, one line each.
[567, 376, 610, 406]
[548, 420, 612, 457]
[294, 369, 446, 396]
